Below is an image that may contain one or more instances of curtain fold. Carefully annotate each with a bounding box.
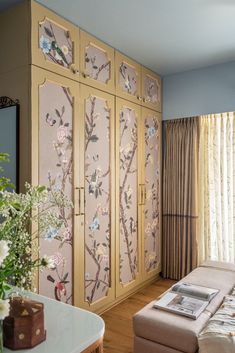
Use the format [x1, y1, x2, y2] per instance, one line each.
[162, 117, 199, 280]
[198, 113, 235, 263]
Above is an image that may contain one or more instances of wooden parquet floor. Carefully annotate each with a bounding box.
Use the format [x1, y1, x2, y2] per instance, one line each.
[102, 278, 175, 353]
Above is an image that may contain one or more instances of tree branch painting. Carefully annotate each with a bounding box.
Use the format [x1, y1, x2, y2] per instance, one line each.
[39, 82, 73, 303]
[39, 19, 73, 68]
[84, 95, 111, 304]
[119, 107, 138, 284]
[144, 76, 160, 104]
[119, 63, 137, 95]
[85, 45, 110, 84]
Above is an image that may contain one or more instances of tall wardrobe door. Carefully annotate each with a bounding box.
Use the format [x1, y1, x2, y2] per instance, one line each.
[141, 108, 161, 280]
[80, 31, 115, 94]
[31, 66, 79, 304]
[74, 85, 115, 312]
[116, 98, 142, 296]
[31, 1, 80, 80]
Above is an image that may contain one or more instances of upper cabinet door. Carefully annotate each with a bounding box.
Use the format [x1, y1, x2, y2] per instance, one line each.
[115, 52, 141, 104]
[141, 67, 161, 112]
[31, 1, 80, 80]
[80, 31, 115, 94]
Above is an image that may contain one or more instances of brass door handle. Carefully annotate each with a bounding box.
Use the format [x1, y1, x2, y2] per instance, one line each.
[143, 97, 151, 103]
[139, 184, 144, 205]
[75, 187, 85, 216]
[70, 65, 79, 74]
[75, 187, 80, 216]
[138, 184, 146, 205]
[143, 184, 146, 205]
[80, 187, 85, 216]
[82, 72, 90, 79]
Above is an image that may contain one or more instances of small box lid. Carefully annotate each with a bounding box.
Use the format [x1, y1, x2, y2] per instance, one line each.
[8, 297, 44, 318]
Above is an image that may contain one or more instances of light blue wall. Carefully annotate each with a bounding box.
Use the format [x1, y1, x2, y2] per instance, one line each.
[163, 60, 235, 120]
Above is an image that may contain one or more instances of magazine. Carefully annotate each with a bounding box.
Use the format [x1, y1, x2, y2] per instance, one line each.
[171, 283, 219, 301]
[153, 283, 219, 319]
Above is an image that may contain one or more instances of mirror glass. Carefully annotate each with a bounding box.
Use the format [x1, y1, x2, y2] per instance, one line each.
[0, 97, 19, 191]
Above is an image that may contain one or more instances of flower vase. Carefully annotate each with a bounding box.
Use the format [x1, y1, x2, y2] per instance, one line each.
[0, 320, 3, 353]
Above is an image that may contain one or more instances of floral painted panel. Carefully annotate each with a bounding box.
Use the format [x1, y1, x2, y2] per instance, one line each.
[85, 95, 111, 304]
[144, 114, 160, 272]
[119, 62, 138, 95]
[39, 81, 73, 304]
[85, 45, 110, 83]
[39, 19, 73, 68]
[144, 76, 160, 104]
[119, 107, 138, 284]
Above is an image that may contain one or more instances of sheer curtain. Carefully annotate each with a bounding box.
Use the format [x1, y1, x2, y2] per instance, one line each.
[198, 113, 235, 264]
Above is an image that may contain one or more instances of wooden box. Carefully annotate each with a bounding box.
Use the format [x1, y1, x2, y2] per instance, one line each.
[3, 297, 46, 350]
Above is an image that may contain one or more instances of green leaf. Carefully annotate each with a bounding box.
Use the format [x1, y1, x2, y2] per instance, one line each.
[37, 185, 46, 193]
[44, 26, 53, 38]
[3, 283, 11, 291]
[55, 109, 61, 117]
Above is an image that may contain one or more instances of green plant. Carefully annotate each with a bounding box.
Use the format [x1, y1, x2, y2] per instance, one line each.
[0, 153, 13, 192]
[0, 153, 71, 319]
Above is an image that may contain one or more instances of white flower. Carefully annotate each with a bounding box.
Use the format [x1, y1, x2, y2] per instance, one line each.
[54, 51, 62, 61]
[152, 218, 158, 229]
[145, 223, 152, 234]
[85, 272, 90, 280]
[94, 113, 101, 121]
[124, 77, 131, 91]
[50, 252, 63, 266]
[146, 189, 152, 200]
[96, 245, 106, 257]
[126, 185, 132, 198]
[0, 299, 10, 320]
[57, 126, 68, 143]
[41, 255, 55, 269]
[152, 94, 158, 103]
[101, 254, 109, 262]
[96, 203, 102, 213]
[61, 45, 69, 56]
[148, 155, 153, 165]
[101, 207, 109, 216]
[0, 240, 10, 266]
[63, 229, 71, 241]
[149, 252, 157, 262]
[122, 143, 132, 155]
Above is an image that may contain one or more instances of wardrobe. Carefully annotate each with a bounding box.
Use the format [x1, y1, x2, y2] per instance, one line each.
[0, 0, 162, 313]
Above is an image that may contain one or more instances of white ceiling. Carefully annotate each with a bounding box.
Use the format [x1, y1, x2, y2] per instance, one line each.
[1, 0, 235, 75]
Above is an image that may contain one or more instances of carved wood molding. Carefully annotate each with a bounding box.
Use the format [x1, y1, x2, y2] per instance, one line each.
[0, 96, 19, 109]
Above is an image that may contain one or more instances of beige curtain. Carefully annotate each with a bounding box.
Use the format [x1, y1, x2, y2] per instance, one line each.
[198, 113, 235, 264]
[162, 118, 199, 280]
